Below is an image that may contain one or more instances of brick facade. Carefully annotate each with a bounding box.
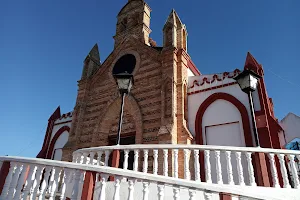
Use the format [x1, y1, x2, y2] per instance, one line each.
[62, 1, 199, 177]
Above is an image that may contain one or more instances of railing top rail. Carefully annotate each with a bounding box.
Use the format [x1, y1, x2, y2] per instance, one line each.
[0, 156, 286, 200]
[74, 144, 300, 155]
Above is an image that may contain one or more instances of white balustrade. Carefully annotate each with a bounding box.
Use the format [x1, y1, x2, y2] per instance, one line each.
[7, 162, 22, 199]
[189, 189, 196, 200]
[113, 176, 121, 200]
[13, 164, 28, 200]
[193, 150, 201, 181]
[134, 149, 139, 171]
[0, 162, 16, 199]
[204, 150, 212, 183]
[142, 181, 149, 200]
[97, 151, 103, 166]
[82, 152, 89, 164]
[99, 174, 108, 200]
[49, 167, 61, 200]
[38, 166, 52, 200]
[235, 151, 245, 186]
[21, 165, 38, 200]
[277, 153, 291, 188]
[89, 152, 95, 165]
[153, 149, 158, 175]
[184, 149, 190, 180]
[59, 169, 69, 200]
[127, 179, 135, 200]
[71, 169, 82, 199]
[215, 150, 223, 184]
[268, 153, 280, 188]
[246, 152, 256, 186]
[173, 149, 179, 178]
[123, 150, 129, 170]
[173, 187, 180, 200]
[157, 184, 165, 200]
[30, 165, 45, 200]
[105, 150, 110, 166]
[163, 149, 168, 176]
[143, 149, 149, 173]
[287, 154, 300, 188]
[225, 151, 234, 185]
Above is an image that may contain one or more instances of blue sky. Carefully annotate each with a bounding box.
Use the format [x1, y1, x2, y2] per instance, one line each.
[0, 0, 299, 157]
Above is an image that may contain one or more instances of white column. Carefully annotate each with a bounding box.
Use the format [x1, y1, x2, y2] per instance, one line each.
[194, 150, 201, 182]
[127, 179, 135, 200]
[113, 176, 121, 200]
[204, 150, 212, 183]
[173, 149, 179, 178]
[184, 149, 190, 180]
[163, 149, 168, 177]
[246, 152, 256, 186]
[157, 184, 165, 200]
[277, 154, 291, 188]
[204, 191, 212, 200]
[134, 149, 139, 172]
[48, 167, 61, 200]
[268, 153, 280, 188]
[235, 151, 245, 186]
[215, 150, 223, 184]
[71, 170, 82, 200]
[0, 162, 17, 199]
[225, 151, 234, 185]
[142, 181, 149, 200]
[104, 150, 110, 166]
[89, 152, 95, 165]
[30, 165, 45, 200]
[20, 165, 37, 200]
[97, 151, 103, 166]
[38, 166, 52, 200]
[59, 169, 70, 200]
[189, 189, 196, 200]
[153, 149, 158, 175]
[287, 154, 300, 188]
[13, 164, 28, 200]
[7, 162, 22, 199]
[82, 152, 89, 164]
[143, 149, 149, 173]
[99, 174, 108, 200]
[123, 150, 129, 170]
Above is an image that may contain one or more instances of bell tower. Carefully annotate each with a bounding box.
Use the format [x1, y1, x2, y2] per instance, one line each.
[114, 0, 152, 47]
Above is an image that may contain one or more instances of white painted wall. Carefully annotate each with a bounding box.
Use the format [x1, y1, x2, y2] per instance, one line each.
[187, 68, 195, 77]
[51, 131, 69, 160]
[280, 113, 300, 145]
[188, 76, 256, 146]
[50, 116, 72, 141]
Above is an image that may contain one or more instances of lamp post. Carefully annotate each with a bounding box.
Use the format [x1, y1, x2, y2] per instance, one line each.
[113, 72, 134, 145]
[234, 69, 262, 147]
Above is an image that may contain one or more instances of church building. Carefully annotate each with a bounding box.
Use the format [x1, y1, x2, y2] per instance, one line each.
[37, 0, 284, 167]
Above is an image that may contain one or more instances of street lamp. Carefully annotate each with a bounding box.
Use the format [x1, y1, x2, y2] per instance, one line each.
[234, 69, 262, 147]
[113, 72, 134, 145]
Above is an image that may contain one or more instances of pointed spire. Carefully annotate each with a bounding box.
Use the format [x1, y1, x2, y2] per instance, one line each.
[244, 52, 263, 75]
[87, 43, 100, 64]
[164, 9, 184, 30]
[49, 106, 61, 121]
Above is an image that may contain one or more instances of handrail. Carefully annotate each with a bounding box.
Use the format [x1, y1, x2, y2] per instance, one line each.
[0, 156, 290, 200]
[74, 144, 300, 155]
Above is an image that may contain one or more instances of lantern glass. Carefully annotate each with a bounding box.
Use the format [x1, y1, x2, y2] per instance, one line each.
[113, 72, 134, 93]
[234, 70, 261, 93]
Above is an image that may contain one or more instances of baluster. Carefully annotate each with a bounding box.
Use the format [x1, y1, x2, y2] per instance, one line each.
[76, 152, 83, 163]
[71, 170, 82, 200]
[153, 149, 158, 175]
[215, 151, 223, 184]
[163, 149, 168, 176]
[134, 150, 139, 171]
[225, 151, 234, 185]
[89, 152, 95, 165]
[173, 149, 179, 178]
[38, 166, 52, 200]
[268, 153, 280, 188]
[13, 164, 28, 200]
[82, 152, 89, 164]
[189, 189, 196, 200]
[0, 162, 17, 199]
[49, 167, 61, 200]
[246, 152, 256, 186]
[173, 186, 180, 200]
[204, 150, 212, 183]
[99, 174, 108, 200]
[30, 165, 45, 200]
[184, 149, 190, 180]
[143, 149, 149, 173]
[235, 152, 245, 186]
[123, 150, 129, 170]
[287, 154, 300, 188]
[7, 162, 22, 199]
[20, 165, 37, 200]
[104, 150, 110, 166]
[127, 179, 135, 200]
[157, 184, 165, 200]
[194, 150, 201, 181]
[72, 153, 77, 162]
[142, 181, 149, 200]
[204, 191, 212, 200]
[59, 169, 70, 200]
[97, 151, 103, 166]
[113, 176, 121, 200]
[277, 154, 291, 188]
